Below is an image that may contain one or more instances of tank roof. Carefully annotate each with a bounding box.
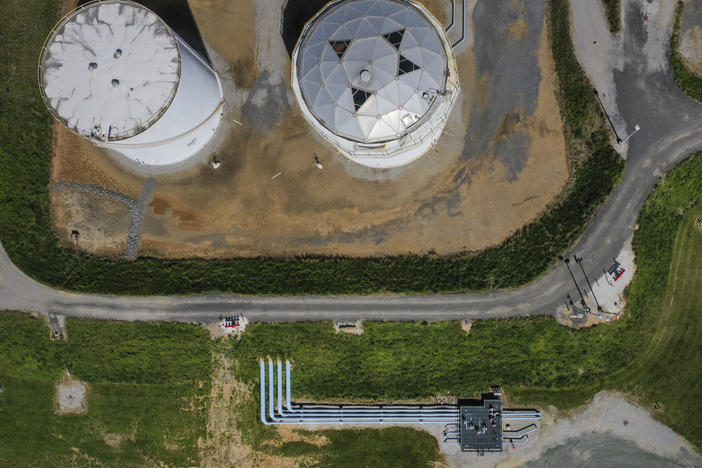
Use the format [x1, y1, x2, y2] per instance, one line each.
[39, 0, 181, 141]
[294, 0, 448, 144]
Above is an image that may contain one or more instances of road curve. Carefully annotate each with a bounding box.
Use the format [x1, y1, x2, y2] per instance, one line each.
[0, 1, 700, 323]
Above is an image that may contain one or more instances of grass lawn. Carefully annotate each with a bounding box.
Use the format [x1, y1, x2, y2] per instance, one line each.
[227, 319, 628, 404]
[616, 205, 702, 447]
[0, 314, 212, 467]
[0, 314, 443, 467]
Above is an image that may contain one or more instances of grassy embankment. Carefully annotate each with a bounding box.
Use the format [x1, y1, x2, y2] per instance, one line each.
[671, 1, 702, 102]
[0, 0, 621, 295]
[602, 0, 621, 33]
[2, 155, 700, 464]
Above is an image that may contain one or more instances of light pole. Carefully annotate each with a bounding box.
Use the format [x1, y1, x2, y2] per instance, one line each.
[574, 255, 601, 312]
[560, 256, 586, 307]
[620, 124, 640, 144]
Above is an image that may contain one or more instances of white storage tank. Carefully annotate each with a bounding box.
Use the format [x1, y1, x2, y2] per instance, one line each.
[38, 0, 224, 167]
[291, 0, 460, 168]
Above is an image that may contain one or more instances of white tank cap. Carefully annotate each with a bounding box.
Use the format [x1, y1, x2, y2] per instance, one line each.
[39, 0, 181, 141]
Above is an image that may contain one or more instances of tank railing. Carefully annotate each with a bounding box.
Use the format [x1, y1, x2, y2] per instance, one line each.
[37, 0, 184, 143]
[351, 88, 460, 159]
[292, 64, 460, 162]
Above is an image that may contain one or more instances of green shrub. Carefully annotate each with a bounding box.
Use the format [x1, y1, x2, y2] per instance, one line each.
[602, 0, 621, 33]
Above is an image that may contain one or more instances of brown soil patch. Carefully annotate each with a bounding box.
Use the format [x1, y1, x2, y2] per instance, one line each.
[476, 74, 490, 111]
[526, 20, 568, 195]
[50, 0, 567, 259]
[51, 190, 130, 257]
[680, 24, 702, 76]
[190, 0, 258, 88]
[206, 322, 227, 339]
[417, 0, 452, 25]
[505, 3, 528, 40]
[52, 126, 144, 199]
[62, 0, 78, 13]
[263, 427, 329, 448]
[199, 356, 314, 468]
[103, 433, 123, 448]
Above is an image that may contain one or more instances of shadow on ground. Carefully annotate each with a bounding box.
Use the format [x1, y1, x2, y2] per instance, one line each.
[282, 0, 329, 55]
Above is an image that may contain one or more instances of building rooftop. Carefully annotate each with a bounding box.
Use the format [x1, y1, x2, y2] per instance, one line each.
[459, 396, 503, 453]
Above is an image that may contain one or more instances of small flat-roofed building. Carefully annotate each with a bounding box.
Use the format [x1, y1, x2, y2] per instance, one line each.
[458, 394, 503, 453]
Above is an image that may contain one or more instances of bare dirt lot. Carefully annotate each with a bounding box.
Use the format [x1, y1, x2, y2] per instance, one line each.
[51, 0, 568, 258]
[680, 0, 702, 76]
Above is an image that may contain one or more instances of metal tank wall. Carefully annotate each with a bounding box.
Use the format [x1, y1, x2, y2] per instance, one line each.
[100, 35, 224, 166]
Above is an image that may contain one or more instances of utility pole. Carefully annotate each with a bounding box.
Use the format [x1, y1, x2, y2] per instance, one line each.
[560, 256, 586, 307]
[574, 255, 601, 312]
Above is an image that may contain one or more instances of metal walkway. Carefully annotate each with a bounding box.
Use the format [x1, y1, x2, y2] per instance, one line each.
[445, 0, 467, 49]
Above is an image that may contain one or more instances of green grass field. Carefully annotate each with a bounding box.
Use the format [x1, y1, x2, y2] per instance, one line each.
[628, 205, 702, 445]
[0, 315, 442, 467]
[0, 315, 212, 467]
[227, 319, 627, 404]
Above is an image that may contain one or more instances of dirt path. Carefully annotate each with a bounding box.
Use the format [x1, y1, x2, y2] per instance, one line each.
[199, 355, 311, 468]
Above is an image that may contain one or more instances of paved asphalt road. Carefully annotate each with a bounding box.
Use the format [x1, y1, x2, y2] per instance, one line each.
[0, 1, 700, 324]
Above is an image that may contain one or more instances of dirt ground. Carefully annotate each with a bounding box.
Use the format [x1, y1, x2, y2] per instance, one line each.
[198, 355, 317, 468]
[50, 0, 568, 258]
[51, 190, 131, 257]
[680, 0, 702, 76]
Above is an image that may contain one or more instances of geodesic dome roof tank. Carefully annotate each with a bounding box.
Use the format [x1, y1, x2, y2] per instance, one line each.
[292, 0, 459, 168]
[39, 0, 224, 167]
